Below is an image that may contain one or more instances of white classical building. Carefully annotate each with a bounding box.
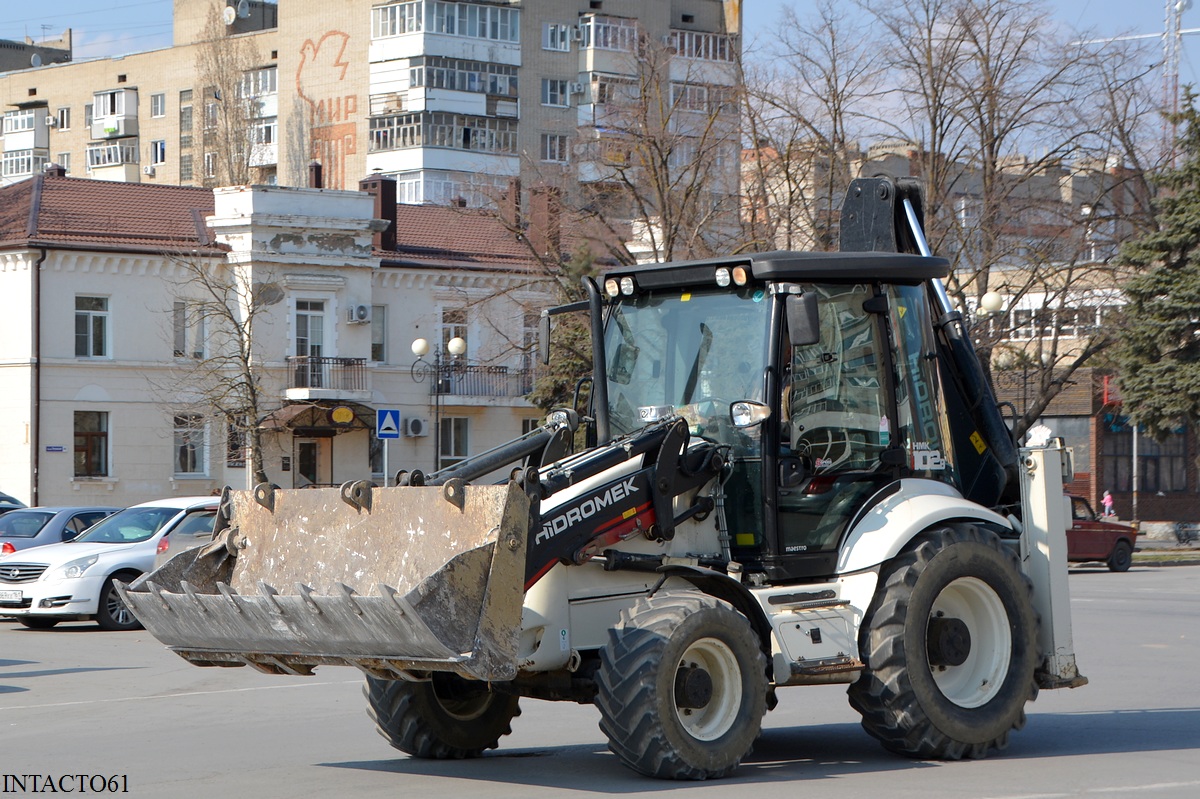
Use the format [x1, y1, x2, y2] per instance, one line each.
[0, 169, 561, 507]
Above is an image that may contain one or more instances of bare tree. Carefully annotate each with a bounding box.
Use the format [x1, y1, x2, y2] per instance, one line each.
[161, 254, 280, 485]
[195, 3, 265, 187]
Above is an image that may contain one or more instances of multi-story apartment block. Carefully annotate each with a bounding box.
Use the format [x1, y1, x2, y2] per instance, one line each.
[0, 169, 562, 508]
[1, 0, 742, 215]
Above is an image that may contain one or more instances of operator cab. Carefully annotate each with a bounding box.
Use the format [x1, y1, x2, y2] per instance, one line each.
[600, 251, 962, 581]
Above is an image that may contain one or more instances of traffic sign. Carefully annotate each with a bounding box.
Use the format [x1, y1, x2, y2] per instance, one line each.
[376, 409, 401, 439]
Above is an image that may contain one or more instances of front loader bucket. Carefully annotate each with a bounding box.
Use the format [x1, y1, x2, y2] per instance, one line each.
[119, 480, 531, 682]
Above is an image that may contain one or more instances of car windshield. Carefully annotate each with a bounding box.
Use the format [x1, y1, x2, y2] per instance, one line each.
[73, 506, 180, 544]
[0, 510, 55, 538]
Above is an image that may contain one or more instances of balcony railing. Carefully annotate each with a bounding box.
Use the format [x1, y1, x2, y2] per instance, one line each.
[430, 364, 534, 398]
[286, 356, 367, 390]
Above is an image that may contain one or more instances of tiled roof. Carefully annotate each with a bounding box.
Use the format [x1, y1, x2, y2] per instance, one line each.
[389, 204, 539, 267]
[0, 173, 218, 252]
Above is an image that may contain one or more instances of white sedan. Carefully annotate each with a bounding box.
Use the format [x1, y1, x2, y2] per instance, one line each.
[0, 496, 218, 630]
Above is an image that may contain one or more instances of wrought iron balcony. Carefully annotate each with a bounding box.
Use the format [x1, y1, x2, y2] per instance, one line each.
[429, 364, 534, 398]
[286, 356, 368, 391]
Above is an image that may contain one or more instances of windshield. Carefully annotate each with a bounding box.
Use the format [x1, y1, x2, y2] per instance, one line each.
[604, 286, 771, 451]
[0, 510, 54, 538]
[73, 506, 180, 544]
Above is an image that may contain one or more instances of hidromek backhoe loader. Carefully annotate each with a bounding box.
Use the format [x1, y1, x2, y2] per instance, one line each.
[122, 177, 1085, 780]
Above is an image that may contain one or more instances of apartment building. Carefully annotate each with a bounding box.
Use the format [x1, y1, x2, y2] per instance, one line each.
[0, 169, 559, 508]
[1, 0, 742, 212]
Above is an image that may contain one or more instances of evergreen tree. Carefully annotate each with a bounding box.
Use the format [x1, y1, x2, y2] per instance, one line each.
[1114, 90, 1200, 439]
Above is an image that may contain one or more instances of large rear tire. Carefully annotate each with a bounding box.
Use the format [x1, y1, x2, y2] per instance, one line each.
[1107, 540, 1133, 572]
[595, 594, 767, 780]
[848, 524, 1039, 760]
[364, 673, 520, 759]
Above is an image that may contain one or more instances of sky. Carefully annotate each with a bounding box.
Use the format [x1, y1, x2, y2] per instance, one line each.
[2, 1, 1198, 84]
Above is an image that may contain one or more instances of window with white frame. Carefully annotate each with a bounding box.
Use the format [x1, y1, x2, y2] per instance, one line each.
[440, 417, 469, 468]
[86, 142, 137, 168]
[371, 1, 519, 42]
[371, 305, 387, 362]
[75, 296, 110, 358]
[84, 103, 93, 127]
[172, 301, 205, 358]
[543, 22, 571, 51]
[2, 109, 35, 134]
[174, 414, 207, 476]
[93, 90, 127, 117]
[542, 79, 569, 107]
[151, 140, 167, 165]
[440, 307, 467, 352]
[540, 133, 569, 163]
[74, 411, 109, 477]
[151, 93, 166, 117]
[203, 152, 216, 178]
[55, 107, 71, 130]
[238, 67, 278, 99]
[250, 117, 277, 145]
[1, 150, 47, 177]
[56, 152, 71, 174]
[580, 15, 639, 51]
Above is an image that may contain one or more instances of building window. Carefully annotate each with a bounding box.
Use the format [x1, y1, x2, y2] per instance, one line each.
[541, 79, 568, 107]
[203, 152, 216, 178]
[406, 56, 517, 97]
[172, 301, 205, 358]
[238, 67, 278, 98]
[2, 109, 35, 134]
[151, 93, 166, 117]
[85, 142, 138, 168]
[174, 414, 207, 476]
[250, 117, 277, 145]
[543, 22, 571, 51]
[580, 15, 638, 52]
[151, 140, 167, 165]
[522, 418, 541, 435]
[1, 150, 48, 177]
[74, 411, 109, 478]
[440, 417, 469, 468]
[1102, 420, 1188, 494]
[84, 103, 93, 127]
[371, 305, 387, 362]
[440, 307, 467, 353]
[55, 107, 71, 130]
[93, 90, 127, 117]
[370, 435, 384, 475]
[372, 2, 519, 43]
[226, 418, 247, 468]
[75, 296, 109, 358]
[56, 152, 71, 174]
[540, 133, 570, 163]
[179, 154, 194, 182]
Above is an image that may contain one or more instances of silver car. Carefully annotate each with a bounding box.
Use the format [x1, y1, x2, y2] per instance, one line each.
[0, 507, 121, 555]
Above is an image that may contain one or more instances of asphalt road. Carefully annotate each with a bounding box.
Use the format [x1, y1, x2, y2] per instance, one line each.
[2, 565, 1198, 799]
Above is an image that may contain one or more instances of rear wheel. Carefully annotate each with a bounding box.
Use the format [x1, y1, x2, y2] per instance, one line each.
[365, 673, 520, 759]
[848, 524, 1039, 760]
[595, 594, 767, 780]
[96, 575, 142, 631]
[1107, 540, 1133, 572]
[18, 617, 59, 629]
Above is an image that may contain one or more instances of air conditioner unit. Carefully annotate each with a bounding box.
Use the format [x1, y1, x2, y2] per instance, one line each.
[569, 81, 585, 96]
[405, 417, 429, 437]
[142, 165, 155, 176]
[44, 115, 57, 127]
[346, 304, 372, 324]
[571, 26, 584, 41]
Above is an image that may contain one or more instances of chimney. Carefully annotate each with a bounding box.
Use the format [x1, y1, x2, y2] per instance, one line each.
[44, 163, 66, 178]
[308, 160, 323, 189]
[359, 173, 397, 252]
[529, 187, 562, 260]
[501, 177, 521, 233]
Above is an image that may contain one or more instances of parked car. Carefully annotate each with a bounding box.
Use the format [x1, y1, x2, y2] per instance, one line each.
[0, 492, 26, 517]
[1, 507, 121, 554]
[0, 496, 218, 630]
[1068, 495, 1139, 572]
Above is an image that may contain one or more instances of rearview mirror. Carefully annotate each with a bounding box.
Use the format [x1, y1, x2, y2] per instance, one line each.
[786, 292, 820, 346]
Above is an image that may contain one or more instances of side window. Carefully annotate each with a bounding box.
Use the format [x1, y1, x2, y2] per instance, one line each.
[66, 511, 110, 537]
[171, 509, 217, 539]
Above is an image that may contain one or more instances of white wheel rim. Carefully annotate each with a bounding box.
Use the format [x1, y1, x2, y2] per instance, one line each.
[674, 637, 742, 741]
[929, 576, 1011, 708]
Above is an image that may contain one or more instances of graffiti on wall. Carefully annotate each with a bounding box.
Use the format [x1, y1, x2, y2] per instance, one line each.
[296, 31, 358, 189]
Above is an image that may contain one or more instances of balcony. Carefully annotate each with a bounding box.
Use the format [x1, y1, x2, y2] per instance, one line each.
[429, 364, 534, 400]
[284, 356, 371, 402]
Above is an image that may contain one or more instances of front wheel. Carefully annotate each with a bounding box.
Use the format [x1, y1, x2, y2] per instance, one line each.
[848, 524, 1039, 760]
[595, 594, 767, 780]
[96, 575, 142, 631]
[365, 674, 520, 759]
[1107, 540, 1133, 572]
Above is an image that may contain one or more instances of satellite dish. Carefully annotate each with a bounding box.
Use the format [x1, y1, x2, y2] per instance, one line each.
[237, 0, 251, 18]
[252, 282, 285, 307]
[222, 5, 237, 25]
[30, 53, 42, 67]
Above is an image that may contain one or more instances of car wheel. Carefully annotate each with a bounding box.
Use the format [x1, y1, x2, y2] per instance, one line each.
[18, 617, 59, 629]
[96, 575, 143, 631]
[1107, 540, 1133, 572]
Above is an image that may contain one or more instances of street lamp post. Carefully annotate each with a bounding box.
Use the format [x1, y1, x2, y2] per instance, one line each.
[410, 336, 466, 473]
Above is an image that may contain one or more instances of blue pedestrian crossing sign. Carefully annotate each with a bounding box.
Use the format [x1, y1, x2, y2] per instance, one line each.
[376, 409, 401, 439]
